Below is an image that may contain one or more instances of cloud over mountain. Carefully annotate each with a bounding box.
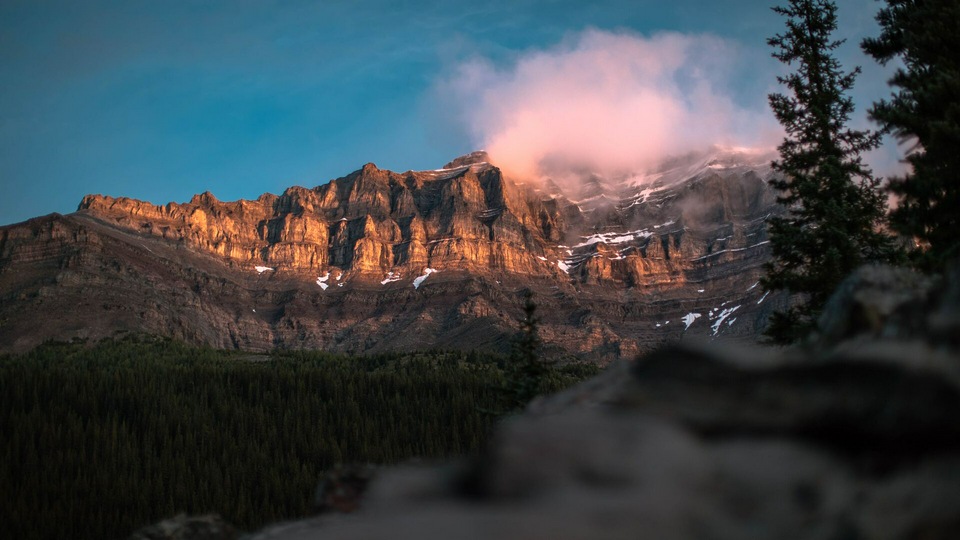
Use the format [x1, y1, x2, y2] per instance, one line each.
[439, 29, 779, 179]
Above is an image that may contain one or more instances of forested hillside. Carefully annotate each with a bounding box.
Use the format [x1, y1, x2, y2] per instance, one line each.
[0, 336, 597, 540]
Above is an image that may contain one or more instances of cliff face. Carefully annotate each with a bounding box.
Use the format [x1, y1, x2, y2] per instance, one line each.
[75, 159, 565, 279]
[0, 149, 784, 361]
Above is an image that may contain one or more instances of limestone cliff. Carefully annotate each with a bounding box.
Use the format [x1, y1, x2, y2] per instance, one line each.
[76, 161, 542, 277]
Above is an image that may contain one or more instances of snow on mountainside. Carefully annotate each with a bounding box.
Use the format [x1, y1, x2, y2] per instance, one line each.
[0, 148, 785, 362]
[538, 145, 776, 211]
[531, 146, 779, 287]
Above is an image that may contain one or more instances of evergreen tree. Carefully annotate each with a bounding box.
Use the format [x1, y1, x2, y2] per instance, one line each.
[763, 0, 896, 343]
[862, 0, 960, 271]
[503, 290, 553, 411]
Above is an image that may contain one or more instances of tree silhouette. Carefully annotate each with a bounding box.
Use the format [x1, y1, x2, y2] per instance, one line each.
[862, 0, 960, 271]
[763, 0, 896, 343]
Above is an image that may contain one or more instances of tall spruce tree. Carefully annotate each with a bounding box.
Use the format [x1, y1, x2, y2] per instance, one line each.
[763, 0, 895, 344]
[503, 290, 552, 412]
[862, 0, 960, 271]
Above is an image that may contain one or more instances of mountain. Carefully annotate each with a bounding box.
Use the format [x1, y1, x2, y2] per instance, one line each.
[0, 148, 784, 362]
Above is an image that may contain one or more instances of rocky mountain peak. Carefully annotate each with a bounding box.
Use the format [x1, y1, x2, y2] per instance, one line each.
[443, 151, 491, 169]
[189, 191, 220, 206]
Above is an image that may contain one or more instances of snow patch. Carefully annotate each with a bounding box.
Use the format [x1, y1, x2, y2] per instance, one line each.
[572, 228, 653, 248]
[316, 272, 330, 290]
[711, 305, 741, 336]
[413, 268, 438, 289]
[557, 261, 571, 273]
[681, 312, 702, 330]
[757, 291, 770, 305]
[624, 182, 668, 206]
[255, 266, 274, 274]
[747, 281, 759, 291]
[380, 272, 402, 285]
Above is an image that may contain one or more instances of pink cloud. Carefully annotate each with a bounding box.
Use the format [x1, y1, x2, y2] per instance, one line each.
[439, 29, 779, 179]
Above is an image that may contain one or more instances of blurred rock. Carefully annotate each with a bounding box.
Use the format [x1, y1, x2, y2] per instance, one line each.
[815, 264, 938, 348]
[313, 464, 375, 514]
[128, 514, 236, 540]
[227, 263, 960, 539]
[930, 260, 960, 348]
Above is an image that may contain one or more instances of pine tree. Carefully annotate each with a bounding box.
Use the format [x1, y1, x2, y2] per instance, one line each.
[763, 0, 896, 344]
[862, 0, 960, 271]
[503, 290, 553, 411]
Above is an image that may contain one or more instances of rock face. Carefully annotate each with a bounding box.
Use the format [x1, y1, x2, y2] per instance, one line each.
[0, 148, 783, 361]
[236, 263, 960, 540]
[128, 514, 236, 540]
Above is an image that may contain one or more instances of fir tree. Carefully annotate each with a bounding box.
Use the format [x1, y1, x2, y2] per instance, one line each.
[763, 0, 896, 344]
[862, 0, 960, 271]
[503, 290, 553, 411]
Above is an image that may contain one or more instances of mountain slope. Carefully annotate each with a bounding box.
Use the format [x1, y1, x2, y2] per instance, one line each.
[0, 149, 784, 361]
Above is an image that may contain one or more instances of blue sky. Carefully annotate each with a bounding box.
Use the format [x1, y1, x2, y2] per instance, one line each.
[0, 0, 896, 225]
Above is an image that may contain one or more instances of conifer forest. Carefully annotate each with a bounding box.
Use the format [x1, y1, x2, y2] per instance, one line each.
[0, 336, 597, 540]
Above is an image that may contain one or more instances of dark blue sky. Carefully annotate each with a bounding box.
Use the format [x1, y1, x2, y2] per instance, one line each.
[0, 0, 894, 225]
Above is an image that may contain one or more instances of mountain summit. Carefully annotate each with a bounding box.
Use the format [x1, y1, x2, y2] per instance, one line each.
[0, 150, 783, 361]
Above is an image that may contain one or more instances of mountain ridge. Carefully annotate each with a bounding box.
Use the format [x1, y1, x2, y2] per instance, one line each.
[1, 149, 785, 361]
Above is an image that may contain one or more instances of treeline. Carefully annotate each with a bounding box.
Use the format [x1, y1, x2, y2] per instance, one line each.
[0, 336, 598, 540]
